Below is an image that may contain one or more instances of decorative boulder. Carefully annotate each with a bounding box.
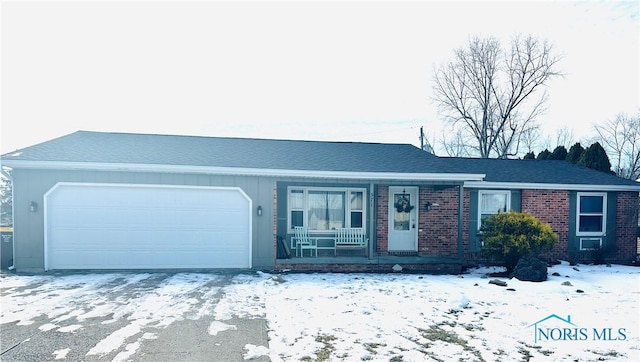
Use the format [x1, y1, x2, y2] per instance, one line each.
[512, 256, 548, 282]
[489, 279, 508, 287]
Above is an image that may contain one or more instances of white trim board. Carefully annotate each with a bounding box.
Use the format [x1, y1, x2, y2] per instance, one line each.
[3, 160, 486, 182]
[464, 181, 640, 192]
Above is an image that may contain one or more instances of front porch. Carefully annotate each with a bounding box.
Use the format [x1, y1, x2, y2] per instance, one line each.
[275, 255, 462, 274]
[274, 182, 467, 274]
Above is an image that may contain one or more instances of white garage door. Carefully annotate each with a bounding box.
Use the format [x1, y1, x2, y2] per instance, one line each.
[45, 183, 252, 270]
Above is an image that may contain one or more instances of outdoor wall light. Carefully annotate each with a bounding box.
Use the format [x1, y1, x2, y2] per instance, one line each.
[424, 202, 440, 211]
[29, 201, 38, 213]
[257, 205, 263, 216]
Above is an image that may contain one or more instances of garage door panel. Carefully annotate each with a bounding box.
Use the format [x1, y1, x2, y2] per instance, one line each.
[46, 184, 251, 270]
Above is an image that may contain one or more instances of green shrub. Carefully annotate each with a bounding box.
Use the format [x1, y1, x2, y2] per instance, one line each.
[480, 211, 558, 272]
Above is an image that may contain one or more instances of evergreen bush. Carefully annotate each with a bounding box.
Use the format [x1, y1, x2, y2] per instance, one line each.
[480, 211, 558, 272]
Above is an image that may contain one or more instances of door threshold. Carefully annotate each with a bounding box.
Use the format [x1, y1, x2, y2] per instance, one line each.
[388, 251, 419, 256]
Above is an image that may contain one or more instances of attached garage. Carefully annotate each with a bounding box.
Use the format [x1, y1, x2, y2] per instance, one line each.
[44, 183, 252, 270]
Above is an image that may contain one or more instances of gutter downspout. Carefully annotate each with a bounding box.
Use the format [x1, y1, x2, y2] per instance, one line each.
[0, 167, 15, 271]
[369, 183, 375, 260]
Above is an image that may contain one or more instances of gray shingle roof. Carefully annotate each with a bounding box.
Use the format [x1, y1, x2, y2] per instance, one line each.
[1, 130, 446, 173]
[439, 157, 640, 186]
[2, 130, 639, 188]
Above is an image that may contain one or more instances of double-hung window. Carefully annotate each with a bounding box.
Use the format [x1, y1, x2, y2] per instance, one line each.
[287, 187, 366, 232]
[577, 192, 606, 250]
[478, 190, 510, 229]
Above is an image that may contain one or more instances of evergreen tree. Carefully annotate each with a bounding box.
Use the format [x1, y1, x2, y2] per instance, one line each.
[566, 142, 584, 164]
[578, 142, 612, 173]
[523, 151, 536, 160]
[536, 149, 551, 160]
[550, 146, 568, 160]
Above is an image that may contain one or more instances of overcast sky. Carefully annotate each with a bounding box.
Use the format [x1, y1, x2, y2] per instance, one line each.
[1, 0, 638, 155]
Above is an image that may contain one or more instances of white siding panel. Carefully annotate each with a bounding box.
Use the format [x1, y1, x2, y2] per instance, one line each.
[45, 183, 251, 269]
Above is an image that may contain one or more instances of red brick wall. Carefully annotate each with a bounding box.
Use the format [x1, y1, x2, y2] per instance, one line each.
[521, 189, 570, 261]
[280, 184, 637, 267]
[461, 190, 472, 260]
[418, 186, 459, 257]
[615, 191, 639, 261]
[377, 185, 461, 257]
[494, 189, 637, 263]
[274, 262, 461, 274]
[376, 185, 389, 253]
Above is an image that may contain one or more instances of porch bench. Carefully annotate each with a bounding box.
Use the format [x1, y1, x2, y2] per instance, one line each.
[335, 228, 368, 255]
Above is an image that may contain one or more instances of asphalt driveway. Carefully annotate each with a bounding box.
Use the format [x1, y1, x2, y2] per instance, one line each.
[0, 271, 270, 362]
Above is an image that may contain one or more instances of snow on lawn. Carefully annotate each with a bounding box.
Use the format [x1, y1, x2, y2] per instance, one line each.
[256, 263, 640, 361]
[1, 262, 639, 361]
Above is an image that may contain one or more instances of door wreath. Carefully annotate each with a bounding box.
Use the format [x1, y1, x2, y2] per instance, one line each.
[395, 195, 414, 213]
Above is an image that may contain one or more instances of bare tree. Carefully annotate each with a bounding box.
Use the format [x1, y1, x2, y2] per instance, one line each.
[433, 34, 563, 158]
[555, 126, 576, 148]
[593, 112, 640, 180]
[440, 127, 473, 157]
[522, 128, 542, 152]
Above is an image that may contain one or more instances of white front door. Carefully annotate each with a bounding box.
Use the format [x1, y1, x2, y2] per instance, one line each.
[388, 186, 418, 251]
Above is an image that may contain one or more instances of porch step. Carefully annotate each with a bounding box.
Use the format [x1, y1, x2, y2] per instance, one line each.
[388, 251, 419, 256]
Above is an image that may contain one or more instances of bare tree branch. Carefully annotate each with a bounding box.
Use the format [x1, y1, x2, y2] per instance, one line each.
[594, 112, 640, 180]
[439, 126, 474, 157]
[433, 34, 563, 158]
[555, 126, 576, 148]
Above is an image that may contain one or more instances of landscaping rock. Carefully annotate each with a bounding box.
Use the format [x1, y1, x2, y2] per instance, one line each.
[489, 279, 507, 287]
[551, 272, 561, 276]
[512, 256, 548, 282]
[561, 281, 572, 286]
[576, 289, 584, 293]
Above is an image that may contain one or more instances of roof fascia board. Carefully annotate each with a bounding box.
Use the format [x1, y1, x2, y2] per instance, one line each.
[2, 160, 486, 182]
[464, 181, 640, 192]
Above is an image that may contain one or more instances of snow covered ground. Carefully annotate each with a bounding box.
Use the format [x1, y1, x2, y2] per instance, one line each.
[1, 262, 639, 361]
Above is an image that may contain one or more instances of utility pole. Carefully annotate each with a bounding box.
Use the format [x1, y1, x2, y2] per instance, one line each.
[419, 126, 434, 154]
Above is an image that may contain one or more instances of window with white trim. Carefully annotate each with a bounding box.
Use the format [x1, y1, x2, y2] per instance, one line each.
[580, 237, 603, 250]
[577, 192, 606, 235]
[478, 190, 510, 229]
[287, 187, 366, 232]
